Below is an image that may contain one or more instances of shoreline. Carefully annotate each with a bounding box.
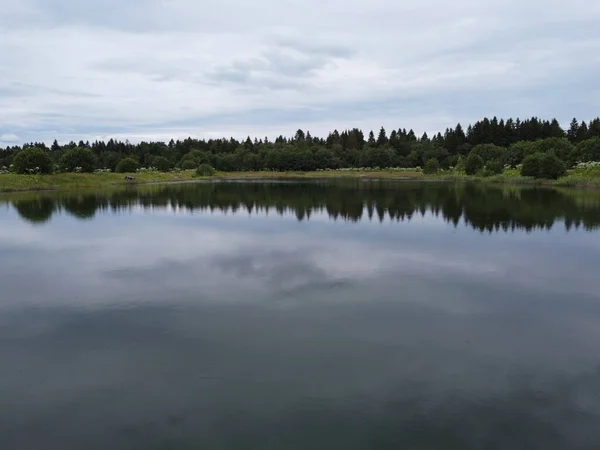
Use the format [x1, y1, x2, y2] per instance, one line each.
[1, 170, 599, 194]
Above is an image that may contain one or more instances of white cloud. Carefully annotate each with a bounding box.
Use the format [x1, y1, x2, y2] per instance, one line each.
[0, 0, 599, 144]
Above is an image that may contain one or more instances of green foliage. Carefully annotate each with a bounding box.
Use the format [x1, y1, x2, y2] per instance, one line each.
[180, 159, 198, 170]
[423, 158, 440, 175]
[115, 157, 139, 173]
[531, 138, 573, 162]
[571, 138, 600, 163]
[521, 154, 541, 178]
[539, 153, 566, 179]
[12, 147, 53, 174]
[454, 156, 466, 172]
[521, 153, 566, 179]
[485, 161, 504, 176]
[469, 144, 506, 165]
[178, 150, 210, 168]
[196, 163, 216, 177]
[152, 156, 173, 172]
[3, 115, 600, 178]
[507, 138, 575, 167]
[465, 154, 484, 175]
[60, 147, 97, 173]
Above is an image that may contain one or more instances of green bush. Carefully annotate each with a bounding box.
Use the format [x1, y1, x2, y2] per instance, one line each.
[178, 150, 211, 168]
[422, 158, 439, 174]
[152, 156, 173, 172]
[180, 160, 198, 170]
[485, 161, 504, 175]
[12, 147, 53, 174]
[196, 163, 216, 176]
[521, 153, 541, 178]
[465, 154, 484, 175]
[539, 153, 566, 179]
[521, 153, 566, 179]
[115, 157, 139, 173]
[572, 137, 600, 163]
[454, 156, 466, 172]
[470, 144, 506, 165]
[60, 147, 97, 173]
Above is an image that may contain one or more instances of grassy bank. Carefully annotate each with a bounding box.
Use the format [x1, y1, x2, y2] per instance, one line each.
[1, 168, 599, 193]
[0, 170, 424, 192]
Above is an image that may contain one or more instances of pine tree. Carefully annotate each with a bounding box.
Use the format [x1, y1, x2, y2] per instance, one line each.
[568, 118, 579, 142]
[577, 121, 589, 142]
[376, 127, 387, 147]
[368, 131, 376, 146]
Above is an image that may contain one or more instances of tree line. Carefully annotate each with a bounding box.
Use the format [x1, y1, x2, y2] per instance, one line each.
[5, 181, 600, 232]
[1, 116, 600, 175]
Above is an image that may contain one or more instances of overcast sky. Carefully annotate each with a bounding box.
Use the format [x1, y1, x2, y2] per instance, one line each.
[1, 0, 599, 146]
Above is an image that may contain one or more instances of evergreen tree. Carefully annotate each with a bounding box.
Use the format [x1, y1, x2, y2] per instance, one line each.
[368, 131, 376, 146]
[51, 139, 61, 152]
[568, 118, 579, 142]
[376, 127, 387, 147]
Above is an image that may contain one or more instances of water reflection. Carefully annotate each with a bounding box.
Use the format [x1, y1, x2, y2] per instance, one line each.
[3, 180, 600, 232]
[1, 181, 600, 449]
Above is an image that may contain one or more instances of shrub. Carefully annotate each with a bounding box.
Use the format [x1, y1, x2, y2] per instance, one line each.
[465, 154, 484, 175]
[115, 157, 139, 173]
[152, 156, 173, 172]
[572, 138, 600, 163]
[470, 144, 506, 165]
[12, 148, 53, 174]
[539, 153, 566, 179]
[178, 150, 211, 168]
[521, 153, 541, 178]
[196, 163, 216, 176]
[454, 156, 466, 173]
[180, 159, 198, 170]
[422, 158, 439, 175]
[521, 152, 566, 179]
[485, 161, 504, 175]
[60, 147, 97, 173]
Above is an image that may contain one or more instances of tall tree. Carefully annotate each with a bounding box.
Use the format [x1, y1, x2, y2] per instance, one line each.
[368, 131, 376, 146]
[376, 127, 387, 147]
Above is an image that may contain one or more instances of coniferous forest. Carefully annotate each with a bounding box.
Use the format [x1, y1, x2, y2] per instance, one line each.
[2, 117, 600, 178]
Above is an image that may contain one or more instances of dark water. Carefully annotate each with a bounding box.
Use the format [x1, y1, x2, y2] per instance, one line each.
[1, 180, 600, 449]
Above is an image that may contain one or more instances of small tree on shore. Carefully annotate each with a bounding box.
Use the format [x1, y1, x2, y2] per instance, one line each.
[116, 157, 139, 173]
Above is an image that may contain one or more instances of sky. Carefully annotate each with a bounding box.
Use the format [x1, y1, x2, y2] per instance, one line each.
[1, 0, 599, 147]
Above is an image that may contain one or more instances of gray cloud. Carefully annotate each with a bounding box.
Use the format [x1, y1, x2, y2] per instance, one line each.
[1, 0, 599, 144]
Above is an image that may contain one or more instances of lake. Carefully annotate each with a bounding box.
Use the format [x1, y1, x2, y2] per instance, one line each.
[1, 180, 600, 449]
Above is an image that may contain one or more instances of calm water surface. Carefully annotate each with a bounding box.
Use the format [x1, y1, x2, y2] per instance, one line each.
[1, 181, 600, 449]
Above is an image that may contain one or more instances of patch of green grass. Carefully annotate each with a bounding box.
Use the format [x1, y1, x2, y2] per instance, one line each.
[0, 170, 426, 192]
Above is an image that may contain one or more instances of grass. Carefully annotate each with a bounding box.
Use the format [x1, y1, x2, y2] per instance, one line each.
[1, 166, 600, 193]
[0, 170, 425, 193]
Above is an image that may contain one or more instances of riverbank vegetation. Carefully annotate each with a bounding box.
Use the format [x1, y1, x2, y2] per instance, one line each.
[1, 116, 600, 191]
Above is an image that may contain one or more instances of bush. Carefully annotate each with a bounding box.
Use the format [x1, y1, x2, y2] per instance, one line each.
[521, 153, 541, 178]
[152, 156, 173, 172]
[470, 144, 506, 165]
[539, 153, 566, 179]
[115, 157, 139, 173]
[465, 154, 484, 175]
[485, 161, 504, 175]
[12, 147, 53, 174]
[60, 147, 97, 173]
[572, 137, 600, 163]
[180, 159, 198, 170]
[196, 163, 216, 176]
[422, 158, 439, 174]
[521, 153, 566, 179]
[454, 156, 466, 172]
